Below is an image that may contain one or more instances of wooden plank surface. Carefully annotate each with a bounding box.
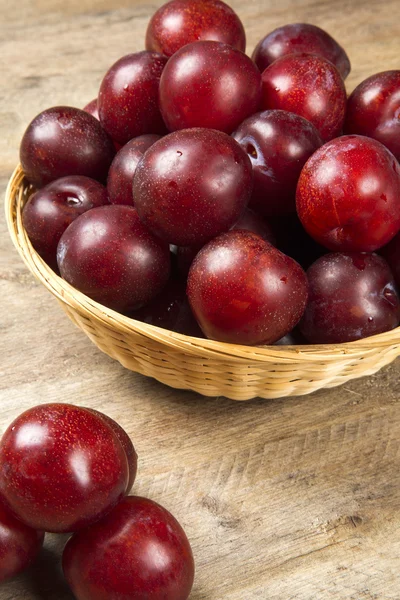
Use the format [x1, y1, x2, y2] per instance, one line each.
[1, 0, 400, 597]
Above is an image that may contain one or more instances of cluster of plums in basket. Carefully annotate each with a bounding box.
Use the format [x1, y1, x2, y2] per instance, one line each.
[20, 0, 400, 346]
[0, 403, 194, 599]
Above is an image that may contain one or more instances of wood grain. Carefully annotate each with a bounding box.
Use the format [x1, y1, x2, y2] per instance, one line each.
[1, 0, 400, 597]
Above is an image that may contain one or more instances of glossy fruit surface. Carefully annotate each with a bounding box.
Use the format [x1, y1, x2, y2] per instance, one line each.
[187, 230, 308, 345]
[300, 253, 400, 343]
[381, 232, 400, 287]
[132, 280, 204, 337]
[98, 52, 168, 145]
[63, 496, 195, 600]
[107, 134, 161, 206]
[159, 41, 261, 134]
[146, 0, 246, 56]
[133, 129, 253, 246]
[260, 53, 346, 142]
[57, 206, 170, 313]
[0, 404, 129, 533]
[83, 99, 99, 120]
[20, 107, 115, 187]
[87, 410, 137, 494]
[0, 502, 44, 583]
[22, 176, 109, 271]
[175, 208, 276, 278]
[296, 135, 400, 252]
[344, 70, 400, 162]
[233, 110, 323, 216]
[252, 23, 350, 78]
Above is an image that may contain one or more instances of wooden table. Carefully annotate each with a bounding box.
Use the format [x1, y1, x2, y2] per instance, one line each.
[1, 0, 400, 597]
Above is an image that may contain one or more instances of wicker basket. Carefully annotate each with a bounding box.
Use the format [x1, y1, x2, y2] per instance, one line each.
[5, 165, 400, 400]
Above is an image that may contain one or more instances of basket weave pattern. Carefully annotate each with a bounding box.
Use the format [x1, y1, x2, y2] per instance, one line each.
[6, 165, 400, 400]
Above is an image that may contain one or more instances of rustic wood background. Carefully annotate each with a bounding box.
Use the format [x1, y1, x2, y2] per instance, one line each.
[1, 0, 400, 598]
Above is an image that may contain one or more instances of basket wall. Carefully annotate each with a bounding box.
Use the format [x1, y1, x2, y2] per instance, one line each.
[6, 165, 400, 400]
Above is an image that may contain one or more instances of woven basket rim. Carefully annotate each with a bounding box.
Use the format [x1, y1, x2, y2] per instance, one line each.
[6, 164, 400, 365]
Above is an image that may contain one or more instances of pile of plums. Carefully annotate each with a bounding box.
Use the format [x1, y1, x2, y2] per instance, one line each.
[20, 0, 400, 346]
[0, 404, 194, 599]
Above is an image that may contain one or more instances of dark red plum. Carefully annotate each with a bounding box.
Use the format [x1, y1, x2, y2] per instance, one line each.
[260, 53, 346, 142]
[187, 230, 308, 345]
[175, 208, 276, 278]
[296, 135, 400, 252]
[345, 70, 400, 162]
[0, 404, 129, 533]
[146, 0, 246, 56]
[159, 41, 262, 134]
[131, 280, 204, 337]
[63, 496, 195, 600]
[233, 110, 323, 216]
[107, 134, 161, 206]
[83, 99, 99, 120]
[300, 253, 400, 343]
[0, 502, 44, 583]
[87, 410, 138, 494]
[133, 129, 253, 246]
[22, 175, 109, 271]
[98, 52, 168, 145]
[20, 107, 115, 187]
[252, 23, 350, 79]
[57, 205, 170, 313]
